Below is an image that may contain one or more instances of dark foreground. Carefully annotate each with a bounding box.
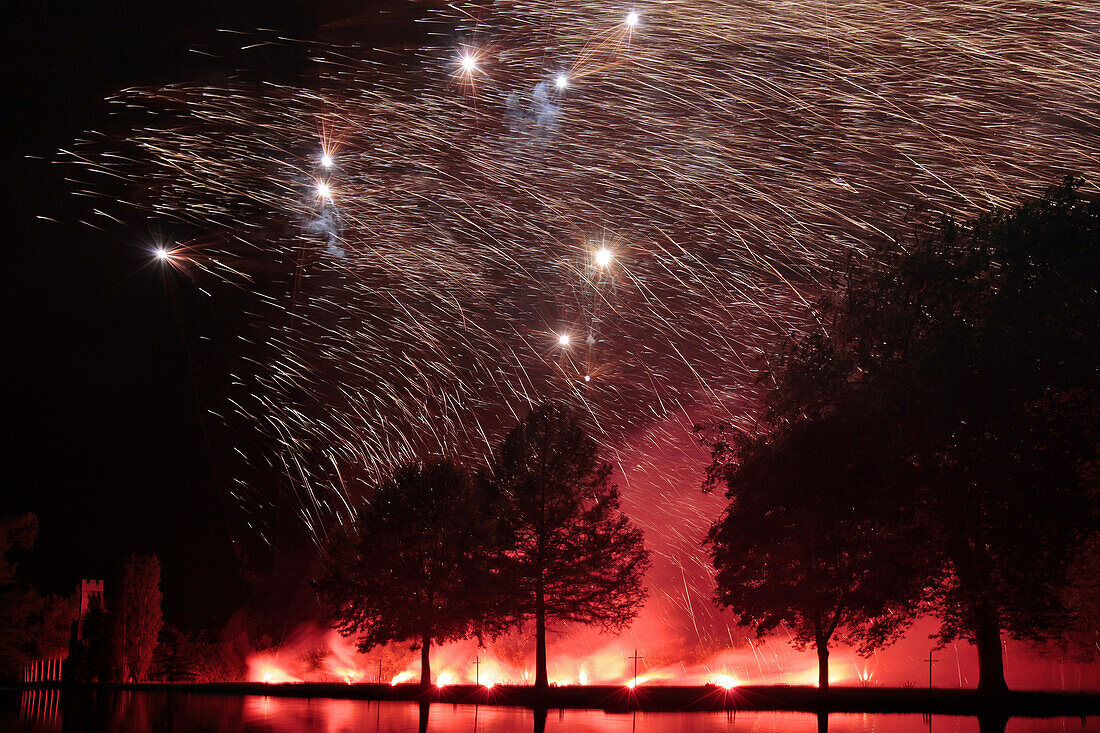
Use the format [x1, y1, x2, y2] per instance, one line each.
[16, 682, 1100, 716]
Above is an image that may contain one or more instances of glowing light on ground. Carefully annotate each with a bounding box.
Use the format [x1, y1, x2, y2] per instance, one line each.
[316, 181, 331, 199]
[249, 657, 302, 684]
[154, 247, 170, 261]
[625, 11, 640, 27]
[320, 153, 333, 168]
[238, 617, 1100, 690]
[334, 667, 360, 684]
[436, 672, 455, 687]
[555, 74, 568, 90]
[715, 675, 738, 689]
[459, 54, 477, 74]
[557, 333, 571, 347]
[594, 247, 612, 267]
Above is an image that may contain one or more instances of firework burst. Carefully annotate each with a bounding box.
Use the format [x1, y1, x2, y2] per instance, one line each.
[65, 0, 1099, 647]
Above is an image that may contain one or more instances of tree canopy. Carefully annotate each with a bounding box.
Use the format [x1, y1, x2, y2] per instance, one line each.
[841, 179, 1098, 690]
[313, 457, 504, 685]
[706, 178, 1099, 691]
[113, 554, 164, 682]
[0, 514, 42, 680]
[489, 403, 651, 690]
[705, 397, 931, 688]
[0, 514, 74, 682]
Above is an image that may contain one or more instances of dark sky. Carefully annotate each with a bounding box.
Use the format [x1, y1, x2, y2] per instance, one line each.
[3, 1, 330, 628]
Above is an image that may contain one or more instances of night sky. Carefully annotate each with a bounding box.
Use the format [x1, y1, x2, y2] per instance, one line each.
[4, 0, 1098, 690]
[5, 0, 329, 628]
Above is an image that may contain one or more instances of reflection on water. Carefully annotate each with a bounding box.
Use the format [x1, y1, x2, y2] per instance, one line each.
[0, 690, 1093, 733]
[17, 689, 61, 732]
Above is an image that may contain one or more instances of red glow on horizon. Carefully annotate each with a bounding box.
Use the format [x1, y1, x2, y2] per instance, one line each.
[250, 656, 302, 684]
[241, 615, 1100, 691]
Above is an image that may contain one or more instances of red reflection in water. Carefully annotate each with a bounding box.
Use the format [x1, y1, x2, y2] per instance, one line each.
[4, 693, 1093, 733]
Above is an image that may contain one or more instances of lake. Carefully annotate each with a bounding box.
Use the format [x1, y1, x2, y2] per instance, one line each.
[2, 689, 1094, 732]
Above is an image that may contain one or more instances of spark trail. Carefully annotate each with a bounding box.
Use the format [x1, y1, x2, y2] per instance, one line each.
[66, 0, 1099, 653]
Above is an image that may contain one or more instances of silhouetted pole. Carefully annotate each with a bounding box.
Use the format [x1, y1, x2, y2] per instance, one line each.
[475, 655, 480, 686]
[629, 650, 644, 685]
[924, 649, 939, 689]
[378, 659, 383, 685]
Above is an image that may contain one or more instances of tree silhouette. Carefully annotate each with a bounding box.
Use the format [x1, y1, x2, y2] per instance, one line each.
[313, 458, 504, 686]
[839, 179, 1099, 690]
[490, 404, 650, 690]
[0, 514, 75, 682]
[705, 404, 929, 689]
[0, 514, 41, 680]
[116, 554, 164, 682]
[712, 179, 1099, 691]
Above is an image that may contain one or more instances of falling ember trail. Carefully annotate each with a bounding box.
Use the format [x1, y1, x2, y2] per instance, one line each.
[68, 0, 1100, 684]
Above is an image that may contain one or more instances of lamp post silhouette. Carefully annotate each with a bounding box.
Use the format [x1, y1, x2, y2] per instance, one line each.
[629, 649, 644, 687]
[924, 649, 939, 689]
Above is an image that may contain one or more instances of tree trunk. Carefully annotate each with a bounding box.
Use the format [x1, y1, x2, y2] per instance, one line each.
[974, 602, 1008, 693]
[814, 618, 830, 691]
[420, 632, 432, 687]
[535, 577, 548, 690]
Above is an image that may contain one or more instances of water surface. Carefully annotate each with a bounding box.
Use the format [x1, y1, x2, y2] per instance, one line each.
[3, 689, 1093, 732]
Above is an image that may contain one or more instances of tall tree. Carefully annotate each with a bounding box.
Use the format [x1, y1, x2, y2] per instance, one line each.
[313, 458, 504, 686]
[839, 179, 1099, 690]
[705, 404, 930, 689]
[490, 404, 651, 690]
[1059, 533, 1100, 661]
[0, 515, 75, 682]
[116, 554, 164, 682]
[0, 514, 41, 681]
[723, 179, 1099, 691]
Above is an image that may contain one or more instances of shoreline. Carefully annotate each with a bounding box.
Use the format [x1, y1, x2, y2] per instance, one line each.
[9, 682, 1099, 716]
